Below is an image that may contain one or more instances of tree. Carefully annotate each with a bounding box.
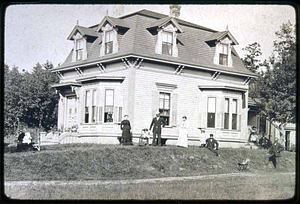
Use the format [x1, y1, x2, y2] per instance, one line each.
[259, 21, 296, 138]
[242, 42, 262, 73]
[4, 61, 59, 137]
[241, 42, 264, 98]
[4, 64, 24, 136]
[20, 61, 59, 131]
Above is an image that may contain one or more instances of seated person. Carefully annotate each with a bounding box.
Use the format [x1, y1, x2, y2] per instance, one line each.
[206, 134, 219, 156]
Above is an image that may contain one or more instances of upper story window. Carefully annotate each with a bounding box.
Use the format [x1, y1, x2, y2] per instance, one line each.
[219, 44, 228, 66]
[162, 32, 173, 56]
[76, 39, 84, 60]
[105, 30, 114, 54]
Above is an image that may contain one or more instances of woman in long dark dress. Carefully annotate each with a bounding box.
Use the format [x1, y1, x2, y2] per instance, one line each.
[120, 115, 132, 145]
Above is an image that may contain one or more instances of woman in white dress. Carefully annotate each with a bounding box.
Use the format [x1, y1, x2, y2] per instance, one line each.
[177, 116, 188, 148]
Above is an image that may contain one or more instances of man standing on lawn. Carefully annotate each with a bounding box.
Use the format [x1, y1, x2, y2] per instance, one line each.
[266, 139, 284, 168]
[149, 112, 165, 146]
[206, 134, 219, 156]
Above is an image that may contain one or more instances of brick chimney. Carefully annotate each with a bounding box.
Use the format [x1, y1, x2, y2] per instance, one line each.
[169, 5, 181, 18]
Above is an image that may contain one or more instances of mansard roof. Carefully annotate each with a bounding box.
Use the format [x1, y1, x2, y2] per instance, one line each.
[55, 9, 255, 77]
[67, 25, 99, 40]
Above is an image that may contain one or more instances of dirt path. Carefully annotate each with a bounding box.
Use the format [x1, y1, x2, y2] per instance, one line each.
[5, 171, 295, 187]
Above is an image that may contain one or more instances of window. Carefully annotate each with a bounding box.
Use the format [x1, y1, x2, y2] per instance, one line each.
[85, 90, 91, 123]
[105, 31, 113, 54]
[159, 92, 170, 125]
[232, 99, 237, 130]
[92, 90, 97, 123]
[207, 97, 216, 128]
[84, 90, 97, 124]
[76, 39, 84, 60]
[104, 89, 114, 123]
[162, 32, 173, 56]
[224, 98, 229, 129]
[219, 44, 228, 65]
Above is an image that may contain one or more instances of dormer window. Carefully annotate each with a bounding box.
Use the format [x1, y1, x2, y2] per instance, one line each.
[76, 39, 84, 60]
[219, 44, 228, 66]
[162, 31, 173, 55]
[147, 17, 183, 58]
[105, 30, 114, 54]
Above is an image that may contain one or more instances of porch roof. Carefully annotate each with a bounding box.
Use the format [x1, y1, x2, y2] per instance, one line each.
[198, 85, 247, 92]
[51, 82, 82, 89]
[76, 76, 125, 83]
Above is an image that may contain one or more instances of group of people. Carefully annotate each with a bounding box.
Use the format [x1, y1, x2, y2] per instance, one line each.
[119, 112, 220, 156]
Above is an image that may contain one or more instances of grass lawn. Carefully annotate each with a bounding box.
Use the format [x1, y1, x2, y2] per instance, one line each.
[4, 143, 296, 200]
[5, 172, 295, 200]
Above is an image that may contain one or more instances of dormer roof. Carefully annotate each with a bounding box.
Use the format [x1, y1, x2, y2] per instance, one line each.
[147, 16, 184, 33]
[96, 16, 129, 32]
[206, 30, 239, 45]
[67, 25, 99, 40]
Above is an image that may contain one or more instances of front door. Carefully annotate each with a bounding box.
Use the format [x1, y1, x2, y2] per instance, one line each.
[285, 131, 290, 151]
[66, 96, 77, 129]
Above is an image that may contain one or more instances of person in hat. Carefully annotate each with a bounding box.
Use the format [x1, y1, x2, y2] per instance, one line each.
[205, 134, 219, 156]
[266, 138, 284, 168]
[149, 111, 165, 146]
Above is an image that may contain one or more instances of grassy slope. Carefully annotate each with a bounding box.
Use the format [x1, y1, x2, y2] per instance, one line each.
[4, 144, 296, 181]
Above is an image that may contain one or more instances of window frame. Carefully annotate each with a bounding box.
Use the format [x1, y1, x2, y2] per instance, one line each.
[162, 31, 173, 56]
[207, 97, 216, 128]
[224, 98, 229, 130]
[232, 99, 238, 130]
[84, 89, 97, 124]
[105, 30, 114, 55]
[104, 89, 114, 123]
[219, 43, 228, 66]
[76, 38, 84, 61]
[159, 92, 171, 126]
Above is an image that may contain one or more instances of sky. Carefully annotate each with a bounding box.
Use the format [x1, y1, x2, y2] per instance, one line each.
[4, 4, 296, 72]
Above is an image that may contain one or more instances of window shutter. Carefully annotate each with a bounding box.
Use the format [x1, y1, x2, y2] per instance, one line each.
[171, 93, 178, 126]
[220, 113, 224, 129]
[114, 107, 118, 123]
[216, 113, 221, 128]
[118, 107, 122, 123]
[155, 30, 163, 54]
[99, 107, 103, 122]
[152, 90, 159, 117]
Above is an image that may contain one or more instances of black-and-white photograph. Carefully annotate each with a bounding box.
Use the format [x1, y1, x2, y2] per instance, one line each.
[3, 4, 296, 200]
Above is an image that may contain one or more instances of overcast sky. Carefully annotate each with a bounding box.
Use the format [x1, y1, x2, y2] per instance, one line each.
[4, 4, 296, 72]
